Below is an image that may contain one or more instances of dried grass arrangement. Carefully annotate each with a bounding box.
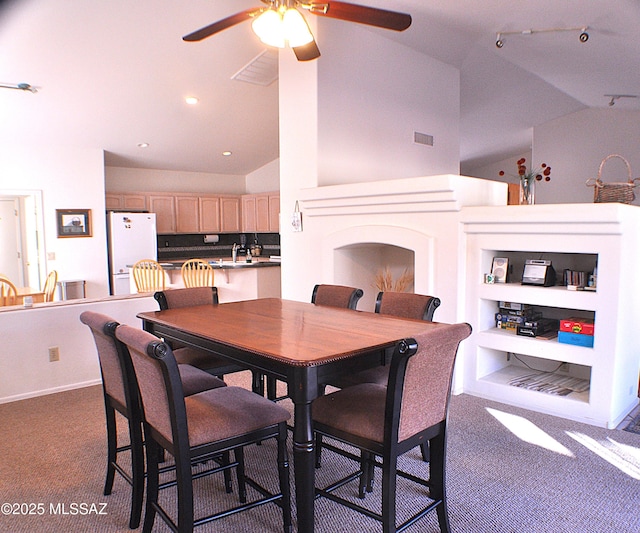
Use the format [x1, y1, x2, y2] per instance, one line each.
[373, 266, 413, 293]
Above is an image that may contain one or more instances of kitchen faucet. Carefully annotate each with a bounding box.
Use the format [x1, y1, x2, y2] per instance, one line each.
[232, 243, 238, 263]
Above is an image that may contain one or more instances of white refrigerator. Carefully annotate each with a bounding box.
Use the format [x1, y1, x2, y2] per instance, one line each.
[107, 212, 157, 295]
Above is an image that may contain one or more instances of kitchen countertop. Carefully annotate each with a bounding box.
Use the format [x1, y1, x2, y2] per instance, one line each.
[155, 257, 281, 270]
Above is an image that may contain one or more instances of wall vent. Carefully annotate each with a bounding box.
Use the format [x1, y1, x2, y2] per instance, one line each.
[414, 131, 434, 146]
[231, 49, 278, 86]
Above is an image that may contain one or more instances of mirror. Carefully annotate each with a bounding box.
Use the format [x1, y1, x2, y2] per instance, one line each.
[0, 190, 46, 290]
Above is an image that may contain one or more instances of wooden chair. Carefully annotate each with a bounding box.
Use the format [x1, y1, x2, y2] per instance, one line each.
[0, 276, 18, 306]
[115, 324, 292, 533]
[43, 270, 58, 302]
[80, 311, 226, 529]
[132, 259, 165, 292]
[313, 322, 472, 533]
[181, 258, 215, 288]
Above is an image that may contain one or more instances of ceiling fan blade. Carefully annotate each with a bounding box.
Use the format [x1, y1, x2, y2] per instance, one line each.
[183, 8, 263, 42]
[293, 38, 322, 61]
[312, 1, 411, 32]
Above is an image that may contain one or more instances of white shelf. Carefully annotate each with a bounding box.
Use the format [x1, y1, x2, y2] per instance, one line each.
[476, 329, 595, 366]
[477, 282, 598, 311]
[461, 206, 640, 429]
[479, 365, 590, 404]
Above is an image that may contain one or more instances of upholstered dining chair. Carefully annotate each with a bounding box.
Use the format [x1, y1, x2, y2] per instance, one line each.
[132, 259, 166, 292]
[0, 276, 17, 306]
[181, 258, 215, 288]
[264, 283, 364, 401]
[115, 324, 292, 533]
[80, 311, 226, 529]
[311, 283, 364, 309]
[154, 288, 251, 382]
[43, 270, 58, 302]
[313, 322, 472, 533]
[318, 291, 442, 467]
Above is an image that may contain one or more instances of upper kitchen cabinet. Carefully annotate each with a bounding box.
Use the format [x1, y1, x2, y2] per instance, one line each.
[175, 195, 200, 233]
[199, 196, 221, 233]
[242, 192, 280, 233]
[148, 194, 176, 234]
[220, 195, 241, 233]
[106, 193, 147, 211]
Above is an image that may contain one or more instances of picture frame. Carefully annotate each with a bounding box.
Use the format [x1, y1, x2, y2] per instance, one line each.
[56, 209, 92, 238]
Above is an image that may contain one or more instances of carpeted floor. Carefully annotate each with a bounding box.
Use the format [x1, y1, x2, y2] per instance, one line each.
[1, 375, 639, 532]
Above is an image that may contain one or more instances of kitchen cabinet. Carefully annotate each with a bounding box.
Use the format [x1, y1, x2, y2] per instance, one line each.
[106, 193, 147, 211]
[199, 196, 221, 232]
[242, 192, 280, 233]
[175, 196, 199, 233]
[268, 194, 280, 232]
[220, 196, 241, 233]
[241, 195, 257, 232]
[148, 195, 176, 234]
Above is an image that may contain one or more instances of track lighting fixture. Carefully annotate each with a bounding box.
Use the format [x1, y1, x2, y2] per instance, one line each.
[605, 94, 637, 107]
[496, 26, 589, 48]
[0, 82, 38, 93]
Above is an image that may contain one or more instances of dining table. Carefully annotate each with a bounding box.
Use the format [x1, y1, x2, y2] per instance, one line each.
[16, 287, 45, 305]
[137, 297, 439, 533]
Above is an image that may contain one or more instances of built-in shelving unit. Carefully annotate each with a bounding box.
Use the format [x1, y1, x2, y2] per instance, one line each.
[461, 204, 640, 428]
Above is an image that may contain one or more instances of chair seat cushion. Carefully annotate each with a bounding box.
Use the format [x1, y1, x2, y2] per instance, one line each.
[329, 364, 389, 388]
[185, 386, 291, 447]
[178, 364, 226, 396]
[312, 383, 386, 443]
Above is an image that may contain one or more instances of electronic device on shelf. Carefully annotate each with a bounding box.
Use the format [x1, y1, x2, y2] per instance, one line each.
[521, 259, 556, 287]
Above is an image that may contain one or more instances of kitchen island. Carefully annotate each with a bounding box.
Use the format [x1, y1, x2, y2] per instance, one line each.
[151, 257, 281, 303]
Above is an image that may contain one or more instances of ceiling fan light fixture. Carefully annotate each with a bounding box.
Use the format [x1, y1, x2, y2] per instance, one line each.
[282, 8, 313, 47]
[252, 8, 286, 48]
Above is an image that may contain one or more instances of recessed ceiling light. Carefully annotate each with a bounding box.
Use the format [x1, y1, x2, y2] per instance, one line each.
[137, 142, 150, 148]
[185, 96, 199, 105]
[222, 151, 232, 156]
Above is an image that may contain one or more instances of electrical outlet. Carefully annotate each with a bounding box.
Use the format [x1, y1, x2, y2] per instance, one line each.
[48, 346, 60, 362]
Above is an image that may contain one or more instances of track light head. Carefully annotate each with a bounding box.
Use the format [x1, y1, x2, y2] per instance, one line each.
[579, 31, 589, 43]
[495, 34, 504, 48]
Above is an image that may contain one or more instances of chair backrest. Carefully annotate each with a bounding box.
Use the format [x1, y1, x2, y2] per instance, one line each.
[43, 270, 58, 302]
[115, 324, 186, 450]
[154, 286, 219, 310]
[132, 259, 166, 292]
[0, 276, 18, 306]
[311, 284, 364, 310]
[181, 259, 215, 288]
[79, 311, 130, 409]
[386, 322, 472, 444]
[375, 291, 441, 321]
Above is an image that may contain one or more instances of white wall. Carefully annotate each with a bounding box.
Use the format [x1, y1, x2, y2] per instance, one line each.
[245, 158, 280, 193]
[0, 295, 157, 403]
[317, 22, 460, 186]
[533, 108, 640, 205]
[105, 166, 247, 194]
[0, 143, 109, 297]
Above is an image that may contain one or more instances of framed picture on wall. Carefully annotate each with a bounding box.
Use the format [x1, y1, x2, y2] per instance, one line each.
[56, 209, 92, 238]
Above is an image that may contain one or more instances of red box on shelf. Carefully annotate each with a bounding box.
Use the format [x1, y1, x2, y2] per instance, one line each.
[559, 317, 594, 336]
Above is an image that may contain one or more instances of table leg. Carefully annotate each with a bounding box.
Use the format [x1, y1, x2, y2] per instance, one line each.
[290, 367, 318, 533]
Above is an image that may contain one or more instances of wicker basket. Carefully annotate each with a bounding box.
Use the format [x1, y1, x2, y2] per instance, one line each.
[586, 154, 639, 204]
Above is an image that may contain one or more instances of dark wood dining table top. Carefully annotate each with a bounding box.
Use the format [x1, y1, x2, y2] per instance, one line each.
[137, 297, 438, 366]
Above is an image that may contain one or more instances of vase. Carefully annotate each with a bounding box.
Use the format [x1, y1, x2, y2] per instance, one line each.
[519, 178, 535, 205]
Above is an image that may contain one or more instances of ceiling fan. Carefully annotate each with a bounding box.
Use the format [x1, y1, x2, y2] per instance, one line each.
[183, 1, 412, 61]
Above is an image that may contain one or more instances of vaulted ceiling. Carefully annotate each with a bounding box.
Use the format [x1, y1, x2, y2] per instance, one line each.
[1, 0, 638, 176]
